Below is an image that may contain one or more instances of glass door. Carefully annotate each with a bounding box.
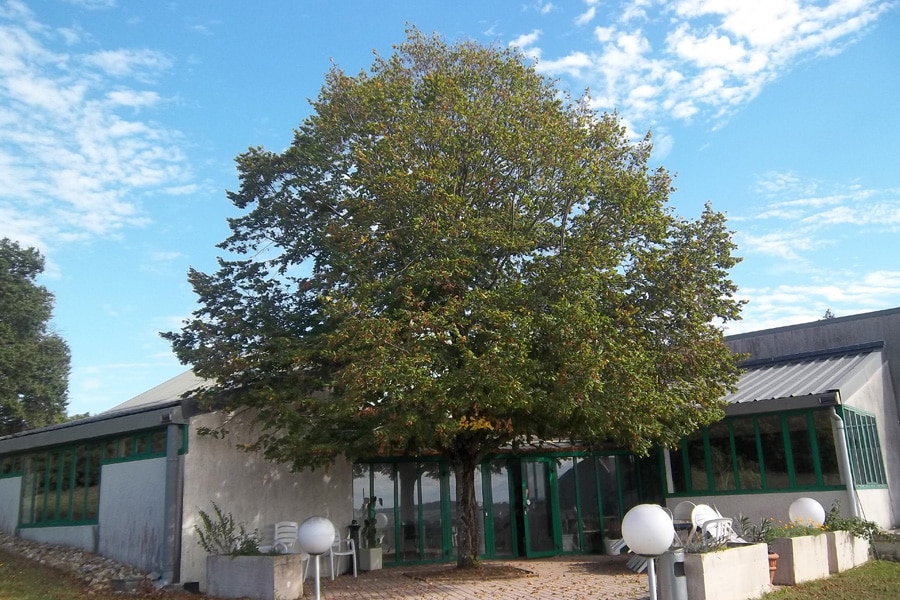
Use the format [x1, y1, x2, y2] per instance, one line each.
[521, 458, 559, 557]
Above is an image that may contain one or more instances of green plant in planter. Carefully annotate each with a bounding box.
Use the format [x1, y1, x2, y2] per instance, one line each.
[824, 501, 884, 542]
[736, 514, 774, 544]
[768, 519, 825, 538]
[196, 502, 261, 556]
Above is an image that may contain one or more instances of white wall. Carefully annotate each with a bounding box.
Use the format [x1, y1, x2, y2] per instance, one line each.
[842, 360, 900, 527]
[179, 412, 353, 588]
[0, 477, 21, 534]
[98, 457, 168, 573]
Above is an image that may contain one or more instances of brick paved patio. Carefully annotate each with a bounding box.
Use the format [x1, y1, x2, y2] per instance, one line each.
[308, 554, 650, 600]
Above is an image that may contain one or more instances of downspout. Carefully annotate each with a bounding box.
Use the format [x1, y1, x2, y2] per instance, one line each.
[830, 406, 860, 518]
[160, 411, 186, 586]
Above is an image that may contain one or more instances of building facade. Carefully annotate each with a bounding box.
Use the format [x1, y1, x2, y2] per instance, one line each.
[2, 307, 899, 588]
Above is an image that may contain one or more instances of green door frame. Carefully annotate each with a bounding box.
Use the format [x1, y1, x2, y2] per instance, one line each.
[520, 457, 561, 558]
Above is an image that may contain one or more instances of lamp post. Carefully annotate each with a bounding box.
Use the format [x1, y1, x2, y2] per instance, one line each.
[621, 504, 675, 600]
[298, 516, 335, 600]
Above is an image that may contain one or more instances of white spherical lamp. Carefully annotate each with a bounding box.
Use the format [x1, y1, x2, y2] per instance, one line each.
[298, 516, 335, 555]
[789, 498, 825, 526]
[621, 504, 675, 557]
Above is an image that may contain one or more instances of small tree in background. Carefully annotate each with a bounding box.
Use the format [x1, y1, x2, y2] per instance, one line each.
[0, 238, 70, 434]
[165, 29, 744, 568]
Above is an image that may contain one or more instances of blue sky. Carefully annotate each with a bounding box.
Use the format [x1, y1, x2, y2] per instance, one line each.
[2, 0, 898, 416]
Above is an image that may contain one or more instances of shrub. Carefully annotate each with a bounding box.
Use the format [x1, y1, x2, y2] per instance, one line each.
[824, 501, 884, 543]
[195, 502, 260, 556]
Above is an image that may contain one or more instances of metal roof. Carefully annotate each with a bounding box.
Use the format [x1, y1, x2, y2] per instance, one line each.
[723, 342, 885, 407]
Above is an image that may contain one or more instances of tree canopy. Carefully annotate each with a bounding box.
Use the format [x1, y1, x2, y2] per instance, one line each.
[0, 238, 71, 435]
[165, 29, 744, 567]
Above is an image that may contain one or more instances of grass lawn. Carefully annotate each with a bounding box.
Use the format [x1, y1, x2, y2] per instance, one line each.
[0, 547, 193, 600]
[762, 559, 900, 599]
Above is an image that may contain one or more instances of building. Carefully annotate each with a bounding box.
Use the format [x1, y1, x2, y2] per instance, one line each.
[2, 306, 899, 589]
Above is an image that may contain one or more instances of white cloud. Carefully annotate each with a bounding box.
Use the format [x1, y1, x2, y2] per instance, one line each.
[0, 2, 192, 251]
[575, 6, 596, 26]
[519, 0, 891, 129]
[729, 269, 900, 334]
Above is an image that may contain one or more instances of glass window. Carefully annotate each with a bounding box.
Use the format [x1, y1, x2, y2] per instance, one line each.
[758, 415, 789, 489]
[556, 458, 579, 551]
[575, 457, 602, 552]
[370, 464, 397, 562]
[845, 409, 887, 486]
[730, 417, 761, 490]
[685, 432, 709, 492]
[668, 446, 686, 493]
[788, 414, 816, 487]
[813, 410, 841, 486]
[419, 461, 442, 559]
[708, 421, 736, 491]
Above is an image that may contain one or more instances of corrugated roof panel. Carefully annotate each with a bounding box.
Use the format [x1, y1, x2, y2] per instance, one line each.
[724, 350, 878, 405]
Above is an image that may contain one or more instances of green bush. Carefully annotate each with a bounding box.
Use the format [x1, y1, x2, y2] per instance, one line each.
[824, 501, 884, 543]
[195, 502, 260, 556]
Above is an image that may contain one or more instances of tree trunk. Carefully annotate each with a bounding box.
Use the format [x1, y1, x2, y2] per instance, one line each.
[452, 453, 481, 569]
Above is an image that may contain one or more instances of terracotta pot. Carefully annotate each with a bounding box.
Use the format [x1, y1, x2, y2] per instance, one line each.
[768, 552, 779, 585]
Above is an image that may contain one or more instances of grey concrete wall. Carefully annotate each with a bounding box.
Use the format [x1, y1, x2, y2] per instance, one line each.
[180, 412, 353, 589]
[669, 490, 847, 532]
[0, 477, 21, 534]
[18, 524, 98, 550]
[98, 457, 167, 574]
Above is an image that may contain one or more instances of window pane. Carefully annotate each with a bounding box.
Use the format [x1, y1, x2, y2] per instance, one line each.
[668, 446, 686, 493]
[686, 433, 708, 492]
[575, 457, 603, 552]
[598, 456, 620, 533]
[759, 415, 789, 489]
[488, 460, 513, 557]
[71, 447, 87, 521]
[813, 410, 841, 486]
[618, 455, 640, 511]
[708, 421, 735, 491]
[419, 461, 442, 559]
[731, 417, 762, 490]
[151, 430, 167, 454]
[557, 458, 580, 551]
[396, 462, 419, 560]
[787, 414, 816, 487]
[85, 445, 101, 521]
[371, 464, 396, 562]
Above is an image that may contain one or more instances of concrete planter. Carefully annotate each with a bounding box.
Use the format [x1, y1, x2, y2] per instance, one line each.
[206, 554, 305, 600]
[359, 547, 382, 571]
[683, 543, 770, 600]
[872, 535, 900, 561]
[826, 530, 869, 573]
[769, 535, 829, 585]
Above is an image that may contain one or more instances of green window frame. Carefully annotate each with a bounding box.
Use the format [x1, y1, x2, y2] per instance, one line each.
[9, 426, 182, 528]
[842, 408, 887, 487]
[669, 408, 843, 496]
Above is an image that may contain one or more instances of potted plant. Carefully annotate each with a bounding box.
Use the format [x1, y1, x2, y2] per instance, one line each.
[766, 518, 828, 586]
[681, 526, 771, 600]
[736, 515, 779, 584]
[197, 503, 304, 600]
[359, 496, 383, 571]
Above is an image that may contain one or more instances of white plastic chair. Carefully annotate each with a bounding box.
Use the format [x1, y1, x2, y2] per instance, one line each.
[259, 521, 310, 578]
[329, 529, 357, 580]
[689, 504, 734, 545]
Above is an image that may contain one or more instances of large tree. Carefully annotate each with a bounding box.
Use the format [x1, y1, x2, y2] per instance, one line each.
[165, 29, 743, 568]
[0, 239, 71, 435]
